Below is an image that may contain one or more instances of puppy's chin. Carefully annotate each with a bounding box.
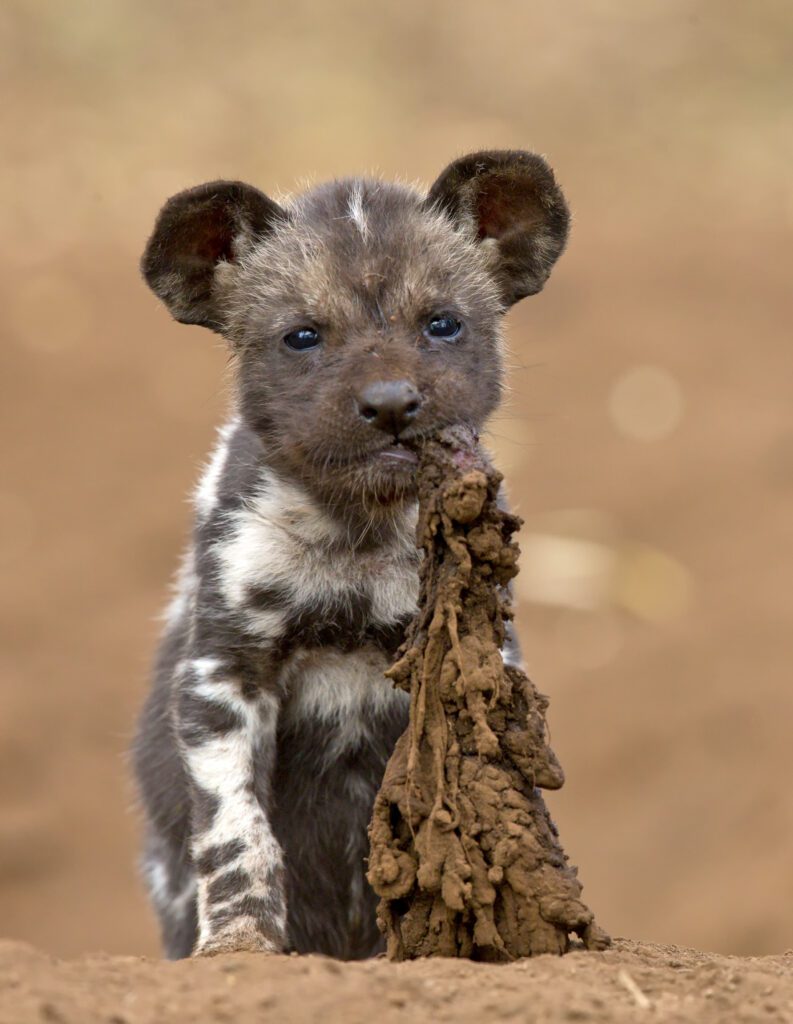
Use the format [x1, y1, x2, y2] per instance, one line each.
[333, 458, 418, 511]
[363, 471, 417, 509]
[285, 458, 413, 522]
[266, 434, 421, 520]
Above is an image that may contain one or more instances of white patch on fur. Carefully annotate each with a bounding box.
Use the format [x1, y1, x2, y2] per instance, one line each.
[501, 644, 524, 669]
[143, 852, 197, 920]
[186, 686, 286, 953]
[194, 419, 238, 519]
[163, 589, 189, 632]
[191, 656, 224, 682]
[189, 675, 254, 718]
[172, 876, 197, 917]
[162, 548, 197, 630]
[347, 181, 369, 241]
[281, 645, 408, 762]
[143, 855, 170, 913]
[368, 502, 419, 625]
[500, 619, 524, 668]
[215, 471, 418, 637]
[215, 471, 342, 614]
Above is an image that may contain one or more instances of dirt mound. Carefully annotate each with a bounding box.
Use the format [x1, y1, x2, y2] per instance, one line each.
[369, 427, 607, 958]
[1, 939, 790, 1024]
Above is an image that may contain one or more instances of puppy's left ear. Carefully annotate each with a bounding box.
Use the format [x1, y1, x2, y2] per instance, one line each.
[427, 150, 570, 306]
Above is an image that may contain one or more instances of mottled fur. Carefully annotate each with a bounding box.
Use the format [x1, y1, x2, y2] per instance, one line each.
[133, 151, 569, 958]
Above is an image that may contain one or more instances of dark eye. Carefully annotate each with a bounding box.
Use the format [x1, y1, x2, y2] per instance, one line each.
[283, 327, 321, 351]
[424, 314, 462, 341]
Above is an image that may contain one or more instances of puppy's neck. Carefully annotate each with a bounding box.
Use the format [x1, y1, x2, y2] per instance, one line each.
[255, 447, 418, 554]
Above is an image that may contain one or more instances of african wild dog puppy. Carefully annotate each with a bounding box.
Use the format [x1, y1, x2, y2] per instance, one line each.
[132, 150, 570, 959]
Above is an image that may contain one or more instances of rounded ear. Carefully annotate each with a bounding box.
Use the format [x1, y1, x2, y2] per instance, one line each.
[427, 150, 570, 306]
[141, 180, 287, 332]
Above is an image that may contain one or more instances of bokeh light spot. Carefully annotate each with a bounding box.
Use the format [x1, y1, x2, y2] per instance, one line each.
[516, 533, 616, 611]
[613, 542, 693, 623]
[608, 365, 684, 442]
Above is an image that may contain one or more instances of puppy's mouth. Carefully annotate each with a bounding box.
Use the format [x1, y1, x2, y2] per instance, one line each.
[375, 443, 419, 466]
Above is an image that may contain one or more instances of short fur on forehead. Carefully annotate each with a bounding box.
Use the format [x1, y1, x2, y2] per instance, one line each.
[223, 178, 503, 344]
[141, 150, 569, 334]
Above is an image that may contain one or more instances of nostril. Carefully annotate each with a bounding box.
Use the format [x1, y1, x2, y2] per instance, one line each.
[356, 380, 422, 432]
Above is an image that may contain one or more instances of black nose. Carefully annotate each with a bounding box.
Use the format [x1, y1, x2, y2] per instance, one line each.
[356, 380, 422, 435]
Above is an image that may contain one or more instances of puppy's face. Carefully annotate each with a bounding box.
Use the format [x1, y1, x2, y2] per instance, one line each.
[225, 181, 505, 509]
[142, 152, 570, 513]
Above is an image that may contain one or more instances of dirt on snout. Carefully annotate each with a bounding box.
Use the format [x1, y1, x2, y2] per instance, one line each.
[368, 426, 607, 959]
[1, 938, 791, 1024]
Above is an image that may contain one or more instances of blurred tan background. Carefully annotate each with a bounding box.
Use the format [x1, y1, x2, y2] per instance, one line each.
[1, 0, 791, 959]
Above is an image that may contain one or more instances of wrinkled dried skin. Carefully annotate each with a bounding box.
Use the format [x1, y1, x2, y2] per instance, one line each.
[368, 426, 609, 961]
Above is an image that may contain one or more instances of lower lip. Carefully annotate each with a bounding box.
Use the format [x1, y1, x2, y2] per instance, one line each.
[377, 446, 419, 465]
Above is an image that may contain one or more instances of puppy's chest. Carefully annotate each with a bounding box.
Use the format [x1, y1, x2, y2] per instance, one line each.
[293, 541, 417, 640]
[214, 504, 418, 738]
[215, 493, 420, 656]
[278, 643, 409, 742]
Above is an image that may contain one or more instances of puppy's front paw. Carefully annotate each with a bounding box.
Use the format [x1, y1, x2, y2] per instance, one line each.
[194, 920, 284, 957]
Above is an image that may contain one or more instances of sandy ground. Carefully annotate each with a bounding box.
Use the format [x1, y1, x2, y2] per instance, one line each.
[1, 940, 791, 1024]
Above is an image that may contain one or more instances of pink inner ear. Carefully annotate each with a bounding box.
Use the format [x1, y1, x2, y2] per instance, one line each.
[475, 174, 543, 241]
[192, 215, 235, 265]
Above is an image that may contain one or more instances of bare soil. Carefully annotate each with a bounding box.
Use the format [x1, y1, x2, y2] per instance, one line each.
[1, 939, 791, 1024]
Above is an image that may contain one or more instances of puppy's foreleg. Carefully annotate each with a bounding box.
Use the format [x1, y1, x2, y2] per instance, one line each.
[175, 655, 286, 955]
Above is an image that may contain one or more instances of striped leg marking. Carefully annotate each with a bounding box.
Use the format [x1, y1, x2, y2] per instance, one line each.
[177, 658, 286, 955]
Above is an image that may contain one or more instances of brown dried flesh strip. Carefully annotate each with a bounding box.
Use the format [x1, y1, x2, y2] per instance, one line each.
[367, 426, 610, 960]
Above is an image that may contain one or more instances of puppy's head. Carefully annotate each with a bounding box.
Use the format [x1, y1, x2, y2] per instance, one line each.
[142, 151, 569, 513]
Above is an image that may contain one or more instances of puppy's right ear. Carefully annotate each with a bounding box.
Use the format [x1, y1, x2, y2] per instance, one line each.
[141, 181, 286, 332]
[427, 151, 569, 306]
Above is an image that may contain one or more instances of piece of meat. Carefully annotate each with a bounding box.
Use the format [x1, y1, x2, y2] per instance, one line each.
[367, 426, 610, 960]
